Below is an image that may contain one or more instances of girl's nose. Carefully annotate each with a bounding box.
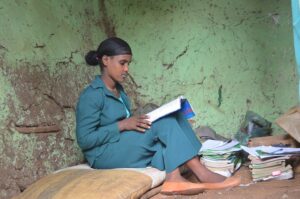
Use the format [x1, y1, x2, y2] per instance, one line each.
[124, 64, 129, 72]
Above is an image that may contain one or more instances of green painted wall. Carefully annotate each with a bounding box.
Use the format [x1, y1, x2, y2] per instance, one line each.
[0, 1, 105, 198]
[0, 0, 298, 198]
[110, 0, 298, 135]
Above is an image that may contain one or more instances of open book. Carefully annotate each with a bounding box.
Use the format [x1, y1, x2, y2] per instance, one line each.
[146, 96, 195, 122]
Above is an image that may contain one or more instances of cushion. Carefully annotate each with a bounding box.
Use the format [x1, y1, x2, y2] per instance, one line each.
[53, 164, 166, 188]
[14, 165, 166, 199]
[14, 169, 152, 199]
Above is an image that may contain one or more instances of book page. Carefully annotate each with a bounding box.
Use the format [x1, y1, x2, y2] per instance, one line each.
[146, 97, 182, 122]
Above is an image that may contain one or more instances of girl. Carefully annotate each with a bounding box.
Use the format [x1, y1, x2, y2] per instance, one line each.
[76, 37, 240, 195]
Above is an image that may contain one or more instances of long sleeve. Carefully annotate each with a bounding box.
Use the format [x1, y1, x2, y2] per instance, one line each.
[76, 88, 120, 151]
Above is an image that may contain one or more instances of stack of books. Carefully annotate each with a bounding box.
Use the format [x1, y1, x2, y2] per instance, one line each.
[199, 140, 242, 177]
[242, 146, 300, 181]
[248, 155, 292, 181]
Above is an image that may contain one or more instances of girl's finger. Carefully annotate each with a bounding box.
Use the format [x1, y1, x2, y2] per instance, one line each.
[138, 119, 152, 126]
[136, 127, 146, 133]
[139, 115, 149, 119]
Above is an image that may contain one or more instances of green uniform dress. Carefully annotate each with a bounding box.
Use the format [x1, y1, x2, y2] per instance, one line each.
[76, 75, 201, 173]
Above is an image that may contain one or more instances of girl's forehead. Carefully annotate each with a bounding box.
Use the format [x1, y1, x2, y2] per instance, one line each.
[113, 54, 132, 61]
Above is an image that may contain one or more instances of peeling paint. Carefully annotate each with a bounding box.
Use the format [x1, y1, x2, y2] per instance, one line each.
[0, 1, 102, 198]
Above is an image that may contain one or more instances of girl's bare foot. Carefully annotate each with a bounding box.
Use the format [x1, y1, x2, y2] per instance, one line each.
[185, 157, 226, 183]
[165, 168, 190, 182]
[199, 169, 226, 183]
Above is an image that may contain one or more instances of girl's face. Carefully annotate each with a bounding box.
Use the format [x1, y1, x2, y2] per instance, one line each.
[102, 54, 132, 83]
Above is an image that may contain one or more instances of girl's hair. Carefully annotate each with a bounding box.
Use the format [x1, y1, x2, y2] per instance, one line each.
[85, 37, 132, 66]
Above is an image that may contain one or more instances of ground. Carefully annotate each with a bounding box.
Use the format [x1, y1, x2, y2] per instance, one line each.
[151, 166, 300, 199]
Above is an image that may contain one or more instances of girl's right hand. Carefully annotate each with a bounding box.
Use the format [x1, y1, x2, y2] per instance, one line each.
[118, 115, 152, 133]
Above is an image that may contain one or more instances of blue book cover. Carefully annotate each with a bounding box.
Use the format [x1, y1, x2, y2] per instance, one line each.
[146, 96, 195, 122]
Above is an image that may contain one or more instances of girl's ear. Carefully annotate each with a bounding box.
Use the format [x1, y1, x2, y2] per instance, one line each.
[101, 55, 109, 66]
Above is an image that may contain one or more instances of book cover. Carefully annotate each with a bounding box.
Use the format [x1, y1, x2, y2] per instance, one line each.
[252, 165, 292, 178]
[146, 96, 195, 122]
[253, 170, 293, 181]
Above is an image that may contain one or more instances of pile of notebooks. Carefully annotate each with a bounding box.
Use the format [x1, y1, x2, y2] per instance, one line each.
[199, 140, 242, 177]
[242, 145, 300, 181]
[248, 155, 292, 181]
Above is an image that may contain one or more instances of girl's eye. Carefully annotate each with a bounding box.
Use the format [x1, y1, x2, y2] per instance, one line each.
[120, 61, 129, 66]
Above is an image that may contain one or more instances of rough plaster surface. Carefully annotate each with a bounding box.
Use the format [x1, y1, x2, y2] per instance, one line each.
[0, 1, 106, 198]
[0, 0, 299, 199]
[107, 0, 298, 135]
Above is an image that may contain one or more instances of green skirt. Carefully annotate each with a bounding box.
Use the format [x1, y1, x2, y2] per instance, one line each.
[93, 112, 201, 173]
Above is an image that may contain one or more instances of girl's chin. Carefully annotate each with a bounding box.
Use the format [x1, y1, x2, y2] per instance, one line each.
[116, 78, 125, 83]
[119, 76, 127, 82]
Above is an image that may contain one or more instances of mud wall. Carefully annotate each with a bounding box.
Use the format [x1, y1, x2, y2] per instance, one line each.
[106, 0, 298, 134]
[0, 0, 298, 199]
[0, 1, 106, 198]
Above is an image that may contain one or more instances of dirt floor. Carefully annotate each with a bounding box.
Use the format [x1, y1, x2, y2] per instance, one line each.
[151, 166, 300, 199]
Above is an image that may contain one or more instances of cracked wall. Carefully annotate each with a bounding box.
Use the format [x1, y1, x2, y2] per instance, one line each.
[0, 0, 299, 199]
[105, 0, 298, 135]
[0, 1, 107, 198]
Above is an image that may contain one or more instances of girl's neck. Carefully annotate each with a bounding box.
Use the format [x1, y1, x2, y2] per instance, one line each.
[101, 74, 116, 90]
[101, 75, 119, 97]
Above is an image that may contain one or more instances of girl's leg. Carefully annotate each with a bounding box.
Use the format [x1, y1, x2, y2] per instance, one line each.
[185, 156, 226, 183]
[150, 112, 201, 173]
[165, 168, 189, 182]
